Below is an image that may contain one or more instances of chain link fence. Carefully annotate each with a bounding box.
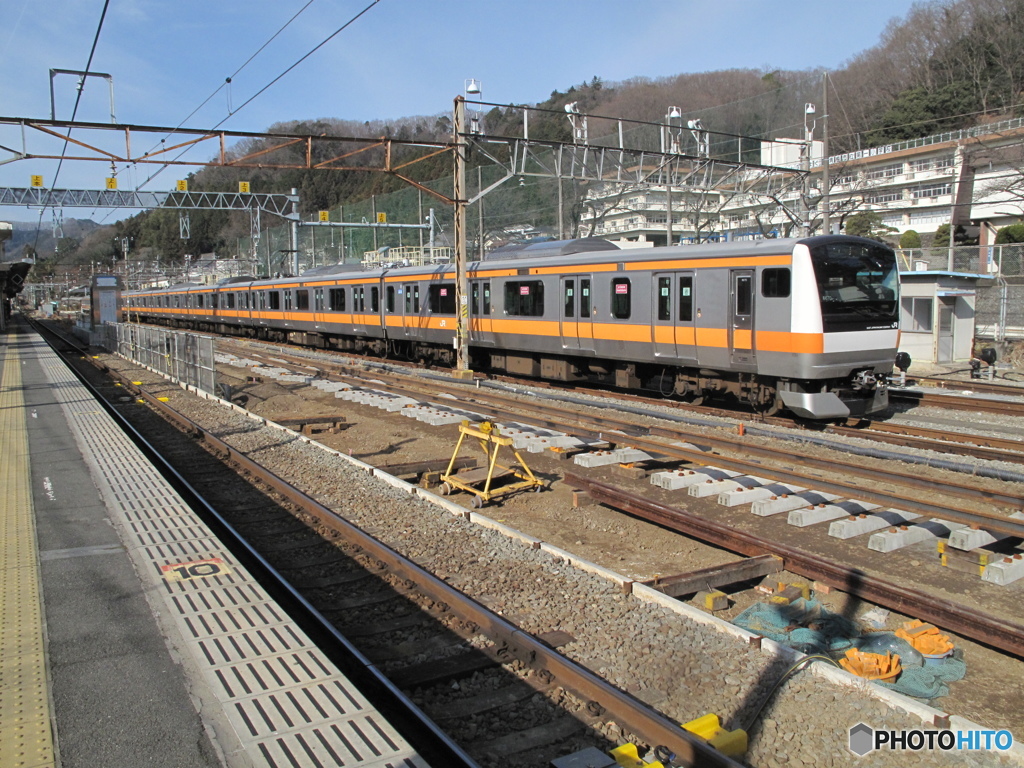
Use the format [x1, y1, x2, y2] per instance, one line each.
[114, 324, 216, 394]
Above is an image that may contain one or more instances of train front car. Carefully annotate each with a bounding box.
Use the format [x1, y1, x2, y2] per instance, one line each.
[779, 235, 899, 419]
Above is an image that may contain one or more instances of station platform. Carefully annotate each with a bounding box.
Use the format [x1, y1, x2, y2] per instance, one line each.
[0, 324, 428, 768]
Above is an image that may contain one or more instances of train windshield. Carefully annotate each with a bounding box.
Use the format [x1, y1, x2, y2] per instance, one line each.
[809, 240, 899, 332]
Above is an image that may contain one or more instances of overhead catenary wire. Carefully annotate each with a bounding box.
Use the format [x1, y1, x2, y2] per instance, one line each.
[136, 0, 386, 192]
[31, 0, 111, 254]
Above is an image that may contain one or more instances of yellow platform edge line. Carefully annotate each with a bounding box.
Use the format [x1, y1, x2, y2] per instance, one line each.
[0, 338, 57, 768]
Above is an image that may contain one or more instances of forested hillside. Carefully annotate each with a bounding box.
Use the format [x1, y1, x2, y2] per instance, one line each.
[22, 0, 1024, 275]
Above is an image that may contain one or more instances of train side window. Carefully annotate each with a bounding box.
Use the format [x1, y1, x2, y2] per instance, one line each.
[371, 286, 379, 312]
[196, 294, 204, 309]
[504, 280, 544, 316]
[386, 286, 395, 312]
[580, 279, 590, 316]
[657, 277, 671, 321]
[429, 283, 456, 314]
[296, 290, 309, 310]
[329, 288, 345, 311]
[762, 268, 791, 298]
[679, 276, 693, 321]
[268, 291, 281, 310]
[211, 293, 219, 309]
[563, 279, 575, 318]
[736, 276, 752, 315]
[611, 278, 631, 319]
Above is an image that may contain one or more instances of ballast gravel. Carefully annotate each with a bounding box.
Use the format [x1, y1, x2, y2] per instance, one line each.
[110, 358, 1019, 768]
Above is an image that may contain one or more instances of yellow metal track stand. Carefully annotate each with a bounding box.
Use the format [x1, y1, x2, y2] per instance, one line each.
[439, 421, 542, 508]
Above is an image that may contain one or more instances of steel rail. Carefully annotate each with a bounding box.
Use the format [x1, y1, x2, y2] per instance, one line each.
[27, 319, 478, 768]
[235, 342, 1024, 531]
[891, 389, 1024, 417]
[95, 353, 741, 767]
[565, 473, 1024, 662]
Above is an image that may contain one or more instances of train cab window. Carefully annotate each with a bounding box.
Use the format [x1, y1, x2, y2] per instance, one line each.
[580, 279, 590, 316]
[371, 286, 379, 312]
[762, 268, 791, 298]
[564, 280, 575, 318]
[296, 290, 309, 310]
[329, 288, 346, 311]
[386, 286, 395, 312]
[505, 280, 544, 317]
[679, 276, 694, 322]
[657, 277, 671, 321]
[428, 284, 456, 314]
[611, 278, 631, 319]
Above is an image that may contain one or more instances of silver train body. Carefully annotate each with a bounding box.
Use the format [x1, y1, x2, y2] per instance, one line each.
[124, 234, 901, 419]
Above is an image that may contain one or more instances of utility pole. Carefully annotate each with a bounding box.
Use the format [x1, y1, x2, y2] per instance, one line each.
[289, 187, 299, 275]
[822, 70, 831, 235]
[453, 96, 472, 378]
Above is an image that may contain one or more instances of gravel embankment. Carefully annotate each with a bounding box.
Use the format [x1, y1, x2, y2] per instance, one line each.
[108, 354, 1021, 768]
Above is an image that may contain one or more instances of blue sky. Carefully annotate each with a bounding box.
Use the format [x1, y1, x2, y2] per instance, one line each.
[0, 0, 919, 213]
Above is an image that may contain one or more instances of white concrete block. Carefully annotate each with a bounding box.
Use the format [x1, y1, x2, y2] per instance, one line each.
[717, 483, 805, 507]
[948, 527, 1012, 551]
[649, 467, 737, 490]
[982, 555, 1024, 585]
[751, 491, 839, 517]
[789, 500, 879, 528]
[688, 475, 769, 499]
[828, 509, 920, 539]
[868, 519, 967, 553]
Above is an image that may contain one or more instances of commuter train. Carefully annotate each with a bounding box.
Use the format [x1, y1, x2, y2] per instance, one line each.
[123, 235, 902, 419]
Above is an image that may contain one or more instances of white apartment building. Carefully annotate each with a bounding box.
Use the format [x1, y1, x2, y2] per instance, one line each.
[578, 116, 1024, 251]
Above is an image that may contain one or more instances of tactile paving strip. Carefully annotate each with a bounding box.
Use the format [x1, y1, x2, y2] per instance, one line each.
[32, 336, 427, 768]
[0, 340, 56, 768]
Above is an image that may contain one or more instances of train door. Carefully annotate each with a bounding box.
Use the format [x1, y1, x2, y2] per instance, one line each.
[653, 274, 676, 358]
[653, 273, 697, 361]
[729, 269, 755, 366]
[560, 277, 594, 351]
[403, 282, 421, 332]
[676, 273, 696, 362]
[470, 280, 491, 342]
[937, 297, 955, 362]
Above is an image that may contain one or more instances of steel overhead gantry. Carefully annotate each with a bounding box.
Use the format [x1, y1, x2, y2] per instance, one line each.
[0, 187, 300, 217]
[0, 116, 456, 205]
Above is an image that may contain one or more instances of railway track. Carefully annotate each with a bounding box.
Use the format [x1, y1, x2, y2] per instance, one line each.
[226, 340, 1024, 529]
[38, 321, 740, 768]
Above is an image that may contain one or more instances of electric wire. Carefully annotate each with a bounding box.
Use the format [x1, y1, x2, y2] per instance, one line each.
[31, 0, 111, 255]
[136, 0, 385, 192]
